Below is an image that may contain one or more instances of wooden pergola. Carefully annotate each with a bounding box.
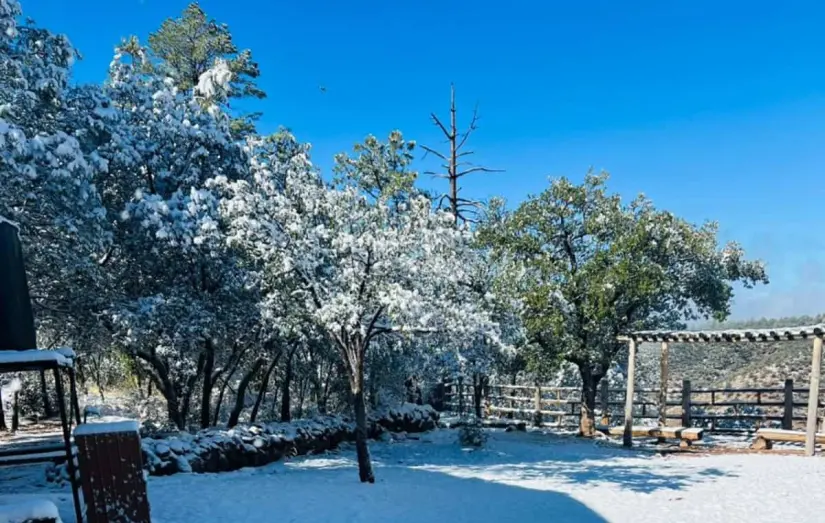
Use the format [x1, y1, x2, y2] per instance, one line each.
[618, 324, 825, 456]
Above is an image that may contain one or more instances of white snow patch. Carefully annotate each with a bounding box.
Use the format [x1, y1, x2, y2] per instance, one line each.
[0, 350, 72, 367]
[73, 420, 139, 437]
[5, 429, 825, 523]
[0, 498, 61, 523]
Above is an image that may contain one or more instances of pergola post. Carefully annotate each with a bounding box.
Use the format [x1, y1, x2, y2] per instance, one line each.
[805, 335, 823, 456]
[622, 338, 637, 448]
[659, 341, 669, 427]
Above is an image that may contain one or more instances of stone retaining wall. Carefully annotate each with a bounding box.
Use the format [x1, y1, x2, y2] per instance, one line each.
[140, 403, 438, 476]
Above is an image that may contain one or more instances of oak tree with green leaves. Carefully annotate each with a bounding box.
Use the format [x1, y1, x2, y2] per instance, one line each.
[480, 172, 768, 436]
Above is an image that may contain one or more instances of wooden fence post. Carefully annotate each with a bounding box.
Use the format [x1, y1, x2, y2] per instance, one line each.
[783, 379, 794, 430]
[659, 342, 669, 427]
[622, 338, 637, 448]
[600, 379, 609, 425]
[681, 379, 692, 428]
[533, 385, 542, 427]
[457, 376, 465, 416]
[805, 336, 823, 456]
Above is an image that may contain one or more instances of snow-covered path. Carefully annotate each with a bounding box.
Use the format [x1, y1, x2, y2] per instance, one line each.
[3, 429, 825, 522]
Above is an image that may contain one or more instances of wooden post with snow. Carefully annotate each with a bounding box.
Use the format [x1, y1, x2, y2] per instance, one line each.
[622, 338, 637, 448]
[74, 420, 152, 523]
[659, 341, 669, 427]
[805, 336, 823, 456]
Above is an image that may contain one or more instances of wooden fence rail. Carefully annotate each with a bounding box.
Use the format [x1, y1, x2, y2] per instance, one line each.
[441, 378, 825, 433]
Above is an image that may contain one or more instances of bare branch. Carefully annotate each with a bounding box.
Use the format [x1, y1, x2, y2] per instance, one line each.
[430, 113, 452, 139]
[456, 104, 480, 151]
[420, 144, 448, 161]
[457, 166, 504, 177]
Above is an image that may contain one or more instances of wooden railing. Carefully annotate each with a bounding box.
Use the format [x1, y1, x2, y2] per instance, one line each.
[441, 379, 825, 433]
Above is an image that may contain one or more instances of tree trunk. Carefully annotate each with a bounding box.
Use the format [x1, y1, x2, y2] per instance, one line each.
[353, 384, 375, 483]
[472, 373, 484, 418]
[40, 370, 54, 418]
[296, 376, 308, 419]
[228, 359, 264, 428]
[267, 384, 280, 420]
[12, 391, 19, 431]
[405, 376, 415, 403]
[167, 399, 183, 429]
[369, 373, 379, 408]
[0, 387, 6, 430]
[281, 352, 294, 422]
[578, 367, 601, 437]
[200, 340, 216, 429]
[212, 356, 243, 426]
[250, 355, 280, 423]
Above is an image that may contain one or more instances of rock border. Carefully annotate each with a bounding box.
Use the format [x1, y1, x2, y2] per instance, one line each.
[140, 403, 438, 476]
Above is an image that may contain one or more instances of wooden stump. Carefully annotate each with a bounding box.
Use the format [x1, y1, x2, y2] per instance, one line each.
[751, 436, 773, 450]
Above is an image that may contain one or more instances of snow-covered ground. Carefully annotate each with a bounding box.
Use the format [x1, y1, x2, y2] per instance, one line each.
[2, 429, 824, 522]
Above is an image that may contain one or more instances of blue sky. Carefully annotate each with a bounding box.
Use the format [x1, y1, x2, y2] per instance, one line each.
[22, 0, 825, 320]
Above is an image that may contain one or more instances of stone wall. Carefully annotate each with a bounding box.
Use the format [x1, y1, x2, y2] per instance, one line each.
[141, 403, 438, 476]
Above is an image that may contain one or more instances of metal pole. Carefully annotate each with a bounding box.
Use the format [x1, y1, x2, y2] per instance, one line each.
[54, 366, 83, 523]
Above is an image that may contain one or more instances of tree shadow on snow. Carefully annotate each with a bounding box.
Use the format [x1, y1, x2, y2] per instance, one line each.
[377, 466, 611, 523]
[376, 431, 736, 494]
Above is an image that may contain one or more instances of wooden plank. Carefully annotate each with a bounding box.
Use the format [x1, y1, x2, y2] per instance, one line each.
[487, 405, 567, 416]
[755, 428, 825, 444]
[597, 425, 704, 441]
[0, 447, 77, 466]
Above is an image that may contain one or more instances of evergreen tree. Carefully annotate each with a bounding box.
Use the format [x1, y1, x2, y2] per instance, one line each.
[148, 2, 265, 136]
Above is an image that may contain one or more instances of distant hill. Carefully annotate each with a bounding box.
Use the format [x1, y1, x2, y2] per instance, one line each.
[637, 313, 825, 389]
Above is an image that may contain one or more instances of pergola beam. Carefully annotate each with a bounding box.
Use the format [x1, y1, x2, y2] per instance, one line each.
[624, 324, 825, 344]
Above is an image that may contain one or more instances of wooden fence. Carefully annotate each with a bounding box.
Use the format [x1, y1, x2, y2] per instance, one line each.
[442, 379, 825, 433]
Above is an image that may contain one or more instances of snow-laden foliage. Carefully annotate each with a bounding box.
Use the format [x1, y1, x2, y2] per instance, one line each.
[0, 0, 110, 345]
[99, 44, 260, 429]
[220, 133, 499, 481]
[221, 139, 498, 377]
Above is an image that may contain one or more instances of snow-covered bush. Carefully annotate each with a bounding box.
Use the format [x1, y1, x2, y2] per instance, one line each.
[457, 417, 488, 448]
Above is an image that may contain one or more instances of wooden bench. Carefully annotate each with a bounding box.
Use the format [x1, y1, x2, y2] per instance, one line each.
[596, 425, 704, 448]
[751, 428, 825, 450]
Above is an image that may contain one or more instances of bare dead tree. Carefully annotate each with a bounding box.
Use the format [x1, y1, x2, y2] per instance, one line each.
[421, 84, 502, 225]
